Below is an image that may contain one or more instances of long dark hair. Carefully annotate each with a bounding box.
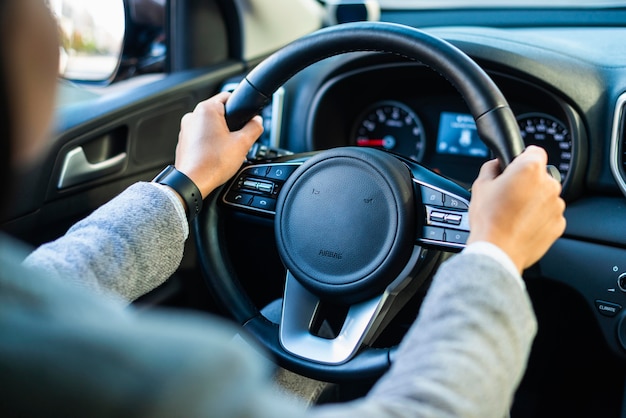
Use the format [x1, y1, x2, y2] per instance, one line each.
[0, 0, 13, 221]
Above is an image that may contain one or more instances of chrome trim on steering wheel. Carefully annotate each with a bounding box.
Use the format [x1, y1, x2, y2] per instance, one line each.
[279, 246, 425, 364]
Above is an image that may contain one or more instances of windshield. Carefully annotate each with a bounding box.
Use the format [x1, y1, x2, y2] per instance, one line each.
[379, 0, 626, 8]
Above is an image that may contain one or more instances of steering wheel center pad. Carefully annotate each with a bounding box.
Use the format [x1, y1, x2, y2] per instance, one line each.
[275, 147, 415, 304]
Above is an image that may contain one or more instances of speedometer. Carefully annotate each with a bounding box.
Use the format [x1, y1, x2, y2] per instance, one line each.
[352, 100, 426, 163]
[517, 113, 572, 182]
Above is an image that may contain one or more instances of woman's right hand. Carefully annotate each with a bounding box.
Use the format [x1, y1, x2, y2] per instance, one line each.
[467, 145, 566, 273]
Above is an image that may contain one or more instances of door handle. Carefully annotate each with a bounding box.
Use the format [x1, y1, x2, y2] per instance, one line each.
[57, 146, 127, 189]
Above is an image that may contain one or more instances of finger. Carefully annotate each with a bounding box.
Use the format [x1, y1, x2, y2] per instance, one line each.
[499, 145, 549, 182]
[192, 93, 230, 116]
[213, 91, 231, 104]
[476, 158, 501, 181]
[519, 145, 548, 165]
[208, 92, 232, 119]
[236, 115, 264, 144]
[180, 112, 192, 129]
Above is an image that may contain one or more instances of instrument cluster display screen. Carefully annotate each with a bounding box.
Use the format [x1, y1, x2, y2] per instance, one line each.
[436, 112, 489, 158]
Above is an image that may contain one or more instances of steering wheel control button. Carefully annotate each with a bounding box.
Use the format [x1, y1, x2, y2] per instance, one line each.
[421, 186, 444, 205]
[267, 165, 298, 181]
[222, 163, 303, 215]
[243, 179, 274, 193]
[420, 193, 469, 249]
[423, 226, 445, 241]
[251, 196, 277, 211]
[595, 300, 622, 317]
[444, 213, 462, 225]
[425, 206, 468, 226]
[248, 165, 271, 178]
[445, 229, 469, 245]
[225, 191, 254, 206]
[430, 211, 446, 223]
[443, 194, 469, 210]
[429, 211, 463, 226]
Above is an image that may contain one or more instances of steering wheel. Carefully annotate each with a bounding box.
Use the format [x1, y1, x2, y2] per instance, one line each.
[195, 22, 525, 383]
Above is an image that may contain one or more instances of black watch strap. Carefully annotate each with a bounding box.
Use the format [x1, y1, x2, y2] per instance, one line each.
[153, 165, 203, 221]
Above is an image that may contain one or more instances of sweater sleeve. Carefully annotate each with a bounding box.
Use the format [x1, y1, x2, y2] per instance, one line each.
[22, 182, 188, 302]
[1, 236, 310, 418]
[4, 232, 535, 417]
[310, 252, 537, 418]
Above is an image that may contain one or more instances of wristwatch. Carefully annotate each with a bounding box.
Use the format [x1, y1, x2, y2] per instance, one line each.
[153, 165, 203, 221]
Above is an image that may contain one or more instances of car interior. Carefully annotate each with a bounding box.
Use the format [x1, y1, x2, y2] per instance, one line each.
[5, 0, 626, 416]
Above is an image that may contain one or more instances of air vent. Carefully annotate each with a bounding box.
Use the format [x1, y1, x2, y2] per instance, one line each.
[610, 93, 626, 197]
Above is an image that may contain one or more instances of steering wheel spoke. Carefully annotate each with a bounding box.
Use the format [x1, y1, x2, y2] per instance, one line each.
[280, 245, 430, 365]
[280, 271, 382, 365]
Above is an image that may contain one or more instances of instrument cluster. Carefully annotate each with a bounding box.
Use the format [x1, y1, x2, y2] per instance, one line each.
[351, 100, 572, 183]
[308, 62, 584, 194]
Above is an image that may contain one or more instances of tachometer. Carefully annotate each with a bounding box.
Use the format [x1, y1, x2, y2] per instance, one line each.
[517, 113, 572, 182]
[352, 100, 426, 162]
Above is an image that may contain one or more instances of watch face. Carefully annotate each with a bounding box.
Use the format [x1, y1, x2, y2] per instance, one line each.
[153, 165, 176, 182]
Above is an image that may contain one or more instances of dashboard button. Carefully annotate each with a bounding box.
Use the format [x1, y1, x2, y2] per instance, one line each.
[267, 165, 298, 181]
[443, 194, 469, 210]
[421, 186, 444, 206]
[251, 196, 277, 212]
[595, 300, 622, 317]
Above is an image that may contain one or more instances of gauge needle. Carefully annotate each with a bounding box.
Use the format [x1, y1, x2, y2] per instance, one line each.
[356, 138, 386, 147]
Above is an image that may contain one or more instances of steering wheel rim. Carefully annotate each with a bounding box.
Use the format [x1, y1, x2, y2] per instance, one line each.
[196, 21, 525, 383]
[226, 21, 524, 166]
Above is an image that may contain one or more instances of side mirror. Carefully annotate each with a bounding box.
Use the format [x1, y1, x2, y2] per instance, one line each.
[51, 0, 126, 82]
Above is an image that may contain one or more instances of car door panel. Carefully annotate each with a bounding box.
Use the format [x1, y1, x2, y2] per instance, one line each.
[3, 65, 245, 246]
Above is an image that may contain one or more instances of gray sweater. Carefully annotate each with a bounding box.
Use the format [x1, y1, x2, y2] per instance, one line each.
[0, 182, 536, 417]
